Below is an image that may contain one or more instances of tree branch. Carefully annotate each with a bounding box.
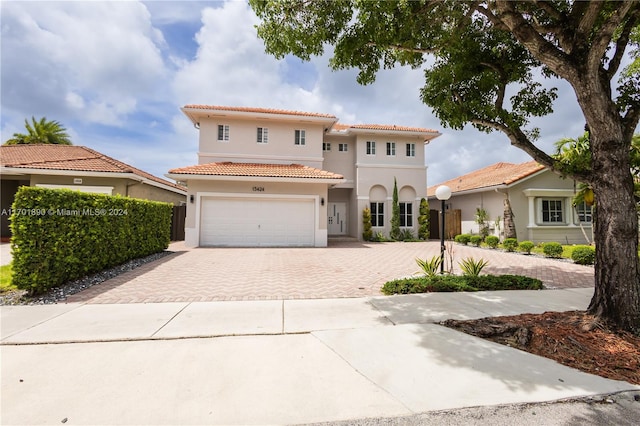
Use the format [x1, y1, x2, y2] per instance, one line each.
[533, 0, 563, 21]
[575, 1, 604, 40]
[588, 2, 635, 73]
[470, 117, 593, 183]
[606, 7, 640, 80]
[492, 2, 577, 81]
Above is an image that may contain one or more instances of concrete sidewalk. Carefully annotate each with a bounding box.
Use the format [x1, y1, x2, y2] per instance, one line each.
[2, 288, 639, 425]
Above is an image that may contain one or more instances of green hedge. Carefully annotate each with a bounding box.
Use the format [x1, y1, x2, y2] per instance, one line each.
[381, 274, 544, 295]
[10, 187, 172, 295]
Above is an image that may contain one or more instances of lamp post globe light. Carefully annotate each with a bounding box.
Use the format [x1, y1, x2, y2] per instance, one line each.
[435, 185, 452, 274]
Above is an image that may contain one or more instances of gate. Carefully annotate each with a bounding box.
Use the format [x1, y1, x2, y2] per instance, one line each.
[171, 205, 186, 241]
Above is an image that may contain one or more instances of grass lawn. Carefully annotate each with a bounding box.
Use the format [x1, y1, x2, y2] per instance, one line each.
[0, 263, 16, 293]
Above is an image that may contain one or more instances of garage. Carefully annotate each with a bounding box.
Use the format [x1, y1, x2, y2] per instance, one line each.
[200, 197, 315, 247]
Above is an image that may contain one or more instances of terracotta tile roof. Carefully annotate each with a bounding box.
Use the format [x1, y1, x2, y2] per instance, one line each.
[169, 162, 344, 180]
[427, 161, 545, 196]
[331, 123, 351, 131]
[183, 104, 337, 119]
[349, 123, 439, 133]
[1, 144, 186, 193]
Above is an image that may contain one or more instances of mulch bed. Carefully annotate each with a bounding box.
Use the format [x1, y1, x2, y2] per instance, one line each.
[442, 311, 640, 385]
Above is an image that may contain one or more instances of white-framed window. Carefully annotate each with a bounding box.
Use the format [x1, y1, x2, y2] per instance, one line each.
[406, 143, 415, 157]
[386, 142, 396, 156]
[323, 142, 331, 151]
[541, 199, 564, 223]
[366, 141, 376, 155]
[370, 202, 384, 227]
[338, 143, 348, 152]
[295, 129, 306, 145]
[399, 202, 413, 227]
[217, 124, 229, 141]
[575, 201, 593, 223]
[257, 127, 268, 144]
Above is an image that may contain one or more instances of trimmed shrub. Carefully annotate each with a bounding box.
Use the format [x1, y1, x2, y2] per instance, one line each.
[571, 245, 595, 265]
[518, 240, 535, 254]
[485, 235, 500, 248]
[542, 242, 564, 258]
[418, 198, 430, 240]
[362, 208, 373, 241]
[454, 234, 471, 245]
[502, 238, 518, 252]
[469, 235, 483, 247]
[10, 187, 171, 295]
[381, 274, 543, 295]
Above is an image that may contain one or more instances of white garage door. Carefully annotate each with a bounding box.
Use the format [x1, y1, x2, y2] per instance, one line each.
[200, 197, 315, 247]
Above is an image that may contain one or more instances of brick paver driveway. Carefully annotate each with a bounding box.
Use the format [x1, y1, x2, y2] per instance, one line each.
[66, 240, 594, 304]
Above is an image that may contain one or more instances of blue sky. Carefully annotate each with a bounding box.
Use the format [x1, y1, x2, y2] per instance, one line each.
[0, 0, 624, 186]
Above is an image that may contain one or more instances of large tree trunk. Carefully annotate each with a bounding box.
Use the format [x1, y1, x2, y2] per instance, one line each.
[581, 85, 640, 334]
[589, 137, 640, 334]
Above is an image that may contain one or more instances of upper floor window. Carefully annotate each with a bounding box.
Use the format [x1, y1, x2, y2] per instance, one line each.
[370, 202, 384, 227]
[399, 202, 413, 227]
[541, 199, 563, 223]
[295, 129, 306, 145]
[257, 127, 269, 144]
[218, 125, 229, 141]
[406, 143, 415, 157]
[386, 142, 396, 156]
[338, 143, 348, 152]
[366, 141, 376, 155]
[323, 142, 331, 151]
[575, 201, 593, 223]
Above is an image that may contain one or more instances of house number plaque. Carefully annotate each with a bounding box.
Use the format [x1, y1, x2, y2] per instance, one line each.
[252, 186, 265, 192]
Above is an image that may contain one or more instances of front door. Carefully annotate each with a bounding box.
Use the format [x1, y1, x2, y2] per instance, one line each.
[328, 202, 347, 235]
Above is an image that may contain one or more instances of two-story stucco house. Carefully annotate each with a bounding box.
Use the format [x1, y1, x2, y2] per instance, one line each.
[167, 105, 441, 247]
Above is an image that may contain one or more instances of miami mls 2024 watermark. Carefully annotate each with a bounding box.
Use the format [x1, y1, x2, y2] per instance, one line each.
[0, 208, 129, 217]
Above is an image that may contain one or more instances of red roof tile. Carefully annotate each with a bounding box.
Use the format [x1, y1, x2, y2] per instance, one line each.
[1, 144, 186, 192]
[349, 123, 439, 133]
[183, 105, 337, 119]
[427, 161, 545, 196]
[169, 162, 344, 180]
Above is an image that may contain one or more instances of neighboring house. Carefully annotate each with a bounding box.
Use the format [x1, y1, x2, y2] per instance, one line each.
[1, 144, 187, 239]
[167, 105, 441, 247]
[427, 161, 592, 244]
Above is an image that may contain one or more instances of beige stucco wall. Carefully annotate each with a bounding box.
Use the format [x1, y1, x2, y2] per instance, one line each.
[198, 118, 325, 168]
[28, 174, 185, 206]
[444, 190, 505, 236]
[127, 183, 186, 206]
[322, 134, 356, 186]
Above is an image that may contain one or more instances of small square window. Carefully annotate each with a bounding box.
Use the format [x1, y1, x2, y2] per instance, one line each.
[339, 143, 348, 152]
[257, 127, 268, 144]
[386, 142, 396, 156]
[217, 125, 229, 141]
[541, 199, 563, 223]
[366, 141, 376, 155]
[295, 129, 306, 145]
[323, 142, 331, 151]
[406, 143, 415, 157]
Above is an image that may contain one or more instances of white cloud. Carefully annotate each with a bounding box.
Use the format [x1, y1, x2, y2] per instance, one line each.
[1, 1, 167, 126]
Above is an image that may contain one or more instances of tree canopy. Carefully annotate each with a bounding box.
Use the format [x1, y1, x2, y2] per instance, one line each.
[250, 0, 640, 334]
[4, 117, 72, 145]
[251, 0, 638, 179]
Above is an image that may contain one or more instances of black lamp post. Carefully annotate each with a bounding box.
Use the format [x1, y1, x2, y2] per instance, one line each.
[435, 185, 452, 274]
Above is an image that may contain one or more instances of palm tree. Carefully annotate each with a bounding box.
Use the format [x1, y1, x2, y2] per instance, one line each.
[4, 117, 72, 145]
